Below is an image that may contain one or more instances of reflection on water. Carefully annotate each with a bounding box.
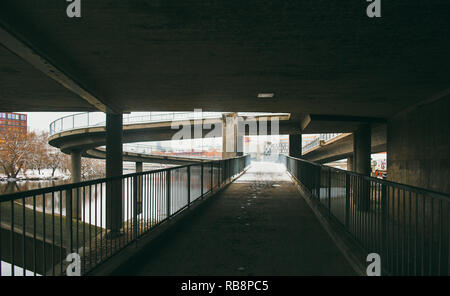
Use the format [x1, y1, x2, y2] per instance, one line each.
[0, 167, 208, 228]
[0, 180, 70, 195]
[0, 177, 185, 227]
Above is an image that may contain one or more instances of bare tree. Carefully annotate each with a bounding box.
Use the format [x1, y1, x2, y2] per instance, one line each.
[25, 131, 50, 174]
[81, 158, 105, 180]
[0, 131, 36, 179]
[46, 147, 66, 177]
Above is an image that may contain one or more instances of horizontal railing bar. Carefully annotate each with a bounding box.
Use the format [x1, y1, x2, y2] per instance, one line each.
[285, 155, 450, 201]
[0, 156, 247, 202]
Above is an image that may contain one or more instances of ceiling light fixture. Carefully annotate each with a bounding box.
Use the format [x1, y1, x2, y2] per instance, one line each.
[257, 93, 275, 99]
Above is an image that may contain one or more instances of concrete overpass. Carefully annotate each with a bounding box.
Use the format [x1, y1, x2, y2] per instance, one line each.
[0, 1, 449, 277]
[302, 125, 387, 165]
[48, 112, 292, 155]
[1, 1, 448, 193]
[48, 111, 292, 180]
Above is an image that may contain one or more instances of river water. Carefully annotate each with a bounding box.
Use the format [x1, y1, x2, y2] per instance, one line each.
[0, 180, 70, 195]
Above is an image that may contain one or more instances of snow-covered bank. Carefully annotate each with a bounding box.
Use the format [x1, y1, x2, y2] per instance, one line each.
[0, 168, 71, 182]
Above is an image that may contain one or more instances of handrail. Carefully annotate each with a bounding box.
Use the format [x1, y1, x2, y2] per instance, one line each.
[0, 154, 251, 276]
[49, 111, 290, 136]
[285, 154, 450, 201]
[283, 154, 450, 275]
[302, 133, 344, 153]
[0, 157, 245, 202]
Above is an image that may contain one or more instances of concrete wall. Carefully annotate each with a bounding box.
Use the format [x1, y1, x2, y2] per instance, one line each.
[387, 95, 450, 195]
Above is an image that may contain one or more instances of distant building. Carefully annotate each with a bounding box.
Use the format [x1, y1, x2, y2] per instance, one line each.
[0, 112, 28, 142]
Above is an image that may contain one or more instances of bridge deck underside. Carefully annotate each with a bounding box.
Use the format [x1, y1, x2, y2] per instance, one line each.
[116, 163, 356, 276]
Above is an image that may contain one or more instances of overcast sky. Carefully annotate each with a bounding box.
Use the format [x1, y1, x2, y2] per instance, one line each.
[23, 112, 76, 133]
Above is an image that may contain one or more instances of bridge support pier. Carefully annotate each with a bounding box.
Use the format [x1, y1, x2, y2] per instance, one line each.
[222, 113, 243, 158]
[347, 155, 353, 171]
[289, 134, 302, 158]
[353, 124, 371, 211]
[70, 150, 82, 183]
[106, 114, 123, 236]
[68, 149, 82, 220]
[387, 95, 450, 194]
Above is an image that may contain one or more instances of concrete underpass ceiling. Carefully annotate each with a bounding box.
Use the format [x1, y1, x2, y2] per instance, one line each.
[0, 1, 449, 132]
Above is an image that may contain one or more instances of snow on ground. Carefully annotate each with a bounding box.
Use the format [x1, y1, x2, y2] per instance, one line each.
[236, 161, 291, 183]
[0, 168, 70, 180]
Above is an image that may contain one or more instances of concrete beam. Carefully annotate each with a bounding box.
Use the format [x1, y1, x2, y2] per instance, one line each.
[302, 124, 386, 164]
[309, 115, 386, 124]
[0, 22, 120, 113]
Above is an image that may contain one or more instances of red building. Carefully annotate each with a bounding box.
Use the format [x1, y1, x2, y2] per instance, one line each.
[0, 112, 28, 142]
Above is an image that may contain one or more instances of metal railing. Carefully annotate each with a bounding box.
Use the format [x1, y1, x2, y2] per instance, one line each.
[302, 133, 344, 153]
[121, 143, 222, 160]
[0, 155, 250, 276]
[283, 155, 449, 276]
[49, 112, 289, 136]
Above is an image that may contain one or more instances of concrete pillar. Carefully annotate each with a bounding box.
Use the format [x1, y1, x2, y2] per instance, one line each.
[347, 155, 354, 171]
[353, 124, 371, 175]
[134, 162, 143, 216]
[106, 113, 123, 236]
[70, 149, 82, 183]
[68, 149, 82, 220]
[353, 124, 371, 211]
[237, 131, 244, 157]
[289, 134, 302, 158]
[387, 95, 450, 194]
[222, 113, 240, 159]
[135, 162, 143, 173]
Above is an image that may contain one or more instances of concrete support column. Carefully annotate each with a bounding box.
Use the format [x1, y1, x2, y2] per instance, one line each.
[353, 124, 371, 175]
[70, 149, 82, 183]
[347, 155, 354, 171]
[68, 149, 82, 220]
[135, 162, 143, 216]
[135, 162, 143, 173]
[353, 124, 371, 211]
[289, 134, 302, 158]
[106, 113, 123, 236]
[222, 113, 241, 159]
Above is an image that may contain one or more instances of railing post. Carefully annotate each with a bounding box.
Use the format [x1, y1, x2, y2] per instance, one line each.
[201, 163, 204, 198]
[65, 189, 74, 254]
[166, 170, 171, 219]
[345, 174, 350, 229]
[445, 201, 450, 276]
[133, 175, 138, 240]
[187, 166, 191, 207]
[381, 183, 387, 275]
[317, 167, 321, 201]
[210, 162, 213, 192]
[218, 161, 221, 188]
[328, 168, 332, 216]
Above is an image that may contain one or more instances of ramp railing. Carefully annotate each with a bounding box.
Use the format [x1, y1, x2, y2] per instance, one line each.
[0, 155, 250, 276]
[283, 155, 449, 276]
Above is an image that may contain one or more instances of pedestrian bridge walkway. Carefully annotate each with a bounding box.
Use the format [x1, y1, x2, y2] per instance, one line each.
[115, 162, 356, 275]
